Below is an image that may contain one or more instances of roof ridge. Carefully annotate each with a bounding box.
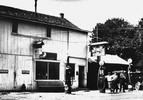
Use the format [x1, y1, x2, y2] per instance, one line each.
[0, 5, 58, 18]
[0, 5, 87, 32]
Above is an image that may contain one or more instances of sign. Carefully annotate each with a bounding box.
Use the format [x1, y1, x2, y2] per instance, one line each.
[91, 46, 105, 57]
[0, 69, 8, 74]
[22, 70, 30, 74]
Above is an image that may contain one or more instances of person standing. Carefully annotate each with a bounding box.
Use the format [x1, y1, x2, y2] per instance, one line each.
[105, 72, 114, 93]
[119, 71, 126, 92]
[112, 72, 119, 93]
[65, 65, 72, 94]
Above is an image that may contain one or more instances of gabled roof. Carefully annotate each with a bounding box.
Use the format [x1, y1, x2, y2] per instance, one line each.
[0, 5, 88, 33]
[89, 54, 129, 65]
[101, 54, 129, 65]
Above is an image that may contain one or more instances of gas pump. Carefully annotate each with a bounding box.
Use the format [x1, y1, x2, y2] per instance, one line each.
[127, 58, 133, 90]
[128, 58, 132, 84]
[89, 41, 108, 93]
[65, 56, 72, 94]
[97, 59, 106, 93]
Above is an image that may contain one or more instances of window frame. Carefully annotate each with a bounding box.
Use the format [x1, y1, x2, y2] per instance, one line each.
[47, 26, 51, 38]
[12, 21, 18, 33]
[11, 21, 52, 39]
[35, 59, 60, 80]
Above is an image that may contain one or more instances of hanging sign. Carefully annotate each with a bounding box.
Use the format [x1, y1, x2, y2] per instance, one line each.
[33, 40, 44, 48]
[33, 40, 45, 58]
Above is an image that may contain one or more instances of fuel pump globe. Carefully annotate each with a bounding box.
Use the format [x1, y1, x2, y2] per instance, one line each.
[128, 58, 132, 64]
[99, 60, 104, 66]
[97, 59, 106, 93]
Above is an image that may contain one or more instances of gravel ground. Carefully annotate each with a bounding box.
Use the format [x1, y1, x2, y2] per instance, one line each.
[0, 90, 143, 100]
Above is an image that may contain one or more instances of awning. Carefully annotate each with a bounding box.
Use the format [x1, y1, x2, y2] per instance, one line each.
[89, 54, 129, 65]
[89, 41, 108, 46]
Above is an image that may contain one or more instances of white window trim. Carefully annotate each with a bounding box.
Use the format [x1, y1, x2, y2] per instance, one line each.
[34, 59, 60, 63]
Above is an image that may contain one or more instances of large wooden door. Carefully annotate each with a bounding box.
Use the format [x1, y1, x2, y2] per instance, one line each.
[0, 55, 15, 90]
[15, 56, 33, 90]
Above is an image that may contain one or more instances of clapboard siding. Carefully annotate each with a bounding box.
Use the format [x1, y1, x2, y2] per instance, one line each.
[0, 20, 9, 53]
[0, 54, 15, 90]
[0, 19, 33, 55]
[0, 19, 87, 58]
[15, 56, 33, 90]
[69, 31, 87, 58]
[19, 22, 47, 37]
[0, 54, 33, 91]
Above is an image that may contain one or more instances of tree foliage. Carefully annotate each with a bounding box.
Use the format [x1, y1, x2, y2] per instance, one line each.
[91, 18, 143, 65]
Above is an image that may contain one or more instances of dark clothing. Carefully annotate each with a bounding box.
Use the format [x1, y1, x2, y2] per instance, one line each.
[119, 72, 126, 92]
[120, 78, 126, 92]
[65, 66, 72, 94]
[113, 79, 119, 92]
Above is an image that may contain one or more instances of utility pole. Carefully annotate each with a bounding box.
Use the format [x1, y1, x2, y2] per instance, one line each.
[96, 25, 98, 42]
[35, 0, 38, 13]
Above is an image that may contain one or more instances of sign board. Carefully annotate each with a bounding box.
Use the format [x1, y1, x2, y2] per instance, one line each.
[0, 69, 8, 74]
[92, 46, 105, 56]
[22, 70, 30, 74]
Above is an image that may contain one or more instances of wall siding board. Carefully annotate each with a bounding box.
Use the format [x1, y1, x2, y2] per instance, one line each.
[3, 22, 8, 53]
[15, 56, 33, 90]
[18, 37, 31, 55]
[69, 31, 87, 58]
[0, 55, 15, 90]
[0, 20, 8, 53]
[51, 28, 68, 42]
[19, 22, 47, 37]
[6, 55, 15, 90]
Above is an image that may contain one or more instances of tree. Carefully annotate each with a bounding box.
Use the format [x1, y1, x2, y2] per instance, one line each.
[91, 18, 142, 65]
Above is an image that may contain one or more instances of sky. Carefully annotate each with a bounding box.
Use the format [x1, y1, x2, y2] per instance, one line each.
[1, 0, 143, 31]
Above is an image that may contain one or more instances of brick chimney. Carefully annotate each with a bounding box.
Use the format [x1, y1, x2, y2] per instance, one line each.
[60, 13, 64, 18]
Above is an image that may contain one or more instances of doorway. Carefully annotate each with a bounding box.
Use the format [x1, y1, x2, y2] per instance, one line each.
[87, 62, 99, 90]
[78, 66, 85, 88]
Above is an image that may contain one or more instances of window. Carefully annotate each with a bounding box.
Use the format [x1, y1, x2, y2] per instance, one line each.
[47, 27, 51, 37]
[12, 21, 18, 33]
[36, 61, 59, 80]
[49, 63, 59, 79]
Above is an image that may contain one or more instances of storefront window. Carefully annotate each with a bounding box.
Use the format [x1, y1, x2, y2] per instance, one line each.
[36, 61, 59, 80]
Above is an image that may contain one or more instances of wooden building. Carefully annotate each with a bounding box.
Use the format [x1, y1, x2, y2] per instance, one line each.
[0, 5, 89, 91]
